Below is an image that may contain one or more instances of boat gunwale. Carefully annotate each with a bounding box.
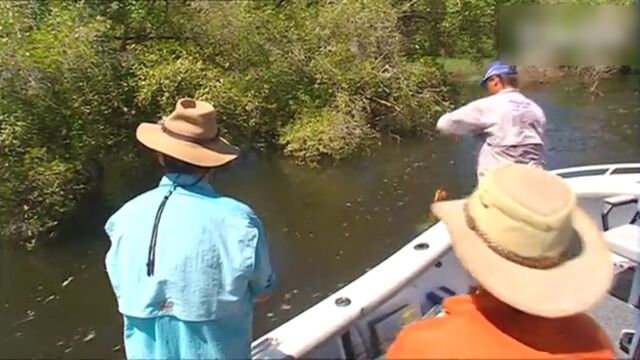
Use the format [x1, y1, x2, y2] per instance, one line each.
[252, 223, 453, 357]
[553, 163, 640, 177]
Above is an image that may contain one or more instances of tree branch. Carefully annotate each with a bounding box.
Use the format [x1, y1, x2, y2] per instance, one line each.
[114, 34, 195, 43]
[367, 96, 401, 112]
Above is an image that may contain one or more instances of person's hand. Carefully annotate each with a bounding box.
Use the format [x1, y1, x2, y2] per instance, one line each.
[253, 294, 271, 303]
[433, 188, 448, 202]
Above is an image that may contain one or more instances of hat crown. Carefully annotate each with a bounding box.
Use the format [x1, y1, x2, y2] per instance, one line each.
[480, 60, 518, 86]
[163, 98, 218, 139]
[468, 164, 576, 261]
[490, 164, 574, 221]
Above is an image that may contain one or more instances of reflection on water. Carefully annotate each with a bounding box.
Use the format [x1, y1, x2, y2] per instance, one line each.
[1, 77, 638, 358]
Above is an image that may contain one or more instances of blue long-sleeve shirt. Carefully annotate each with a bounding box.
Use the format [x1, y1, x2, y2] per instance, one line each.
[104, 173, 276, 321]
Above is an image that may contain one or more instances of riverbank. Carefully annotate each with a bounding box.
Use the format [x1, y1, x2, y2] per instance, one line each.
[439, 57, 638, 94]
[437, 57, 569, 87]
[437, 58, 492, 84]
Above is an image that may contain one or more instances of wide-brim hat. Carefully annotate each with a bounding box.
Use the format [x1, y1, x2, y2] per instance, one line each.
[431, 164, 613, 318]
[136, 98, 239, 167]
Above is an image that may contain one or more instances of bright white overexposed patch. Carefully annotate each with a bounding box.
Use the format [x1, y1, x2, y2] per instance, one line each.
[499, 5, 639, 66]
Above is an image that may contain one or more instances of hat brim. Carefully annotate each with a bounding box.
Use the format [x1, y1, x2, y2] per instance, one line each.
[432, 200, 613, 318]
[136, 123, 239, 167]
[480, 69, 518, 87]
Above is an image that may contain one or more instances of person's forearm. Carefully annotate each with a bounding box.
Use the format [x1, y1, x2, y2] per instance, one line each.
[436, 100, 486, 136]
[436, 112, 480, 136]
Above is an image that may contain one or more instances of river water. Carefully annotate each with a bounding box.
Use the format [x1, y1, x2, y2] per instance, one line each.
[1, 77, 638, 358]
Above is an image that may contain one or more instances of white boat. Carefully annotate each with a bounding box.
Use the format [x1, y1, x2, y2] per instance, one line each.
[251, 163, 640, 359]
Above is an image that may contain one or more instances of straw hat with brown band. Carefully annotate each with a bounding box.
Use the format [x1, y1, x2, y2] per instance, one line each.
[136, 98, 239, 167]
[431, 164, 613, 318]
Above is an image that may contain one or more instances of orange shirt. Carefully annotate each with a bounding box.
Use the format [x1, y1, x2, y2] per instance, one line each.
[386, 293, 615, 359]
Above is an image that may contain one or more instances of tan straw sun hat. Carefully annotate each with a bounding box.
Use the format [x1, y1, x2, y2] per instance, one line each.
[432, 164, 613, 318]
[136, 98, 239, 167]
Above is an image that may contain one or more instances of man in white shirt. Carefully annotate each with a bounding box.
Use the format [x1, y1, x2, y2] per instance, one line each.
[436, 61, 546, 180]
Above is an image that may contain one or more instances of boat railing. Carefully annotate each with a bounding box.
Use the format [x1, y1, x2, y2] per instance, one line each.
[552, 163, 640, 178]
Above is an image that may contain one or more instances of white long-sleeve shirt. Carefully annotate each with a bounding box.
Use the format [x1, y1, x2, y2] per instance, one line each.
[436, 88, 546, 177]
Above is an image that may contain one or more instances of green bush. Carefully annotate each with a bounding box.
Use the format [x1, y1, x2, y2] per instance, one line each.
[5, 0, 634, 245]
[396, 0, 497, 59]
[129, 0, 455, 158]
[396, 0, 636, 59]
[375, 58, 453, 134]
[280, 95, 379, 164]
[0, 3, 126, 244]
[0, 0, 456, 246]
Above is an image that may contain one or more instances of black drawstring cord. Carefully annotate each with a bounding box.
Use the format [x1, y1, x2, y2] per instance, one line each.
[146, 173, 207, 277]
[146, 185, 176, 276]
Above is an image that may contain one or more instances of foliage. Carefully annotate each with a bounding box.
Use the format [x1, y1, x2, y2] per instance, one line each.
[0, 0, 456, 245]
[0, 2, 126, 244]
[395, 0, 636, 59]
[6, 0, 633, 245]
[129, 1, 455, 155]
[280, 95, 379, 165]
[396, 0, 497, 59]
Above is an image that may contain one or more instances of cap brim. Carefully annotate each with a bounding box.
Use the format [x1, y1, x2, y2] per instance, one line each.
[136, 123, 239, 167]
[431, 200, 613, 318]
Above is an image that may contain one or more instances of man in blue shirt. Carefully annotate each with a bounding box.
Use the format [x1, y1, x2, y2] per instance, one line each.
[104, 98, 276, 359]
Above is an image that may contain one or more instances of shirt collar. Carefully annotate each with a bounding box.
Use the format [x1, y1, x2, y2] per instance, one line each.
[497, 87, 519, 94]
[158, 173, 215, 194]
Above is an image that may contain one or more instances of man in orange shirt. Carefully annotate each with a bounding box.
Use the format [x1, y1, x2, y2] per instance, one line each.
[387, 164, 615, 359]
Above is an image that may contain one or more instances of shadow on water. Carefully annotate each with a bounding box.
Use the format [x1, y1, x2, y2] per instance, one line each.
[1, 77, 639, 358]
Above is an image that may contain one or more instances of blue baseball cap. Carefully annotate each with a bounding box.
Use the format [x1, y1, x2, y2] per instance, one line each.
[480, 61, 518, 87]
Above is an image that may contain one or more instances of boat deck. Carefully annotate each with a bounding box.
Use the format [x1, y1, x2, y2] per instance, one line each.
[590, 268, 638, 358]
